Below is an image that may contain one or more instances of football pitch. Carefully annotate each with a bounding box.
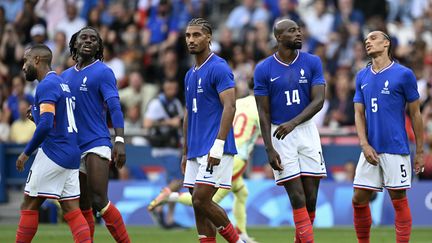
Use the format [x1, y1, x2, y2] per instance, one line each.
[0, 225, 431, 242]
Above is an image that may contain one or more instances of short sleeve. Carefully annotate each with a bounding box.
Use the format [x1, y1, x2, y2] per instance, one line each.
[253, 61, 269, 96]
[402, 69, 420, 103]
[353, 70, 364, 104]
[37, 80, 60, 104]
[311, 56, 325, 86]
[100, 68, 119, 102]
[212, 63, 235, 94]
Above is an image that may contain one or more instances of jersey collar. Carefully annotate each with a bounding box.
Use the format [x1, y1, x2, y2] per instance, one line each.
[74, 59, 99, 72]
[273, 50, 300, 67]
[193, 52, 214, 72]
[370, 61, 394, 75]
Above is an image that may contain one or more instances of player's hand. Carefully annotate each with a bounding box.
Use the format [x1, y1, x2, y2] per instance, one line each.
[113, 142, 126, 169]
[26, 105, 34, 122]
[362, 144, 379, 166]
[181, 154, 187, 175]
[414, 152, 424, 174]
[267, 147, 283, 171]
[16, 152, 29, 172]
[273, 121, 296, 140]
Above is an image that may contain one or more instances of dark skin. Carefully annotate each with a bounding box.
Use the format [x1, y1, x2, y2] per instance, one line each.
[353, 31, 424, 204]
[74, 28, 126, 211]
[183, 24, 236, 237]
[255, 19, 325, 212]
[18, 47, 79, 214]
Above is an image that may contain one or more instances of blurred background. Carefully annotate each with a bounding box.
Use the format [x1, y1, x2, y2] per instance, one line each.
[0, 0, 432, 229]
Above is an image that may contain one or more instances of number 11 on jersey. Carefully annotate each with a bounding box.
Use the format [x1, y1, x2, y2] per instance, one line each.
[66, 97, 78, 133]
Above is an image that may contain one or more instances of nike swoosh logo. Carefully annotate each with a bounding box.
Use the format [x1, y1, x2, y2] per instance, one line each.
[361, 83, 368, 89]
[203, 175, 212, 179]
[270, 76, 281, 82]
[299, 230, 307, 235]
[401, 179, 407, 183]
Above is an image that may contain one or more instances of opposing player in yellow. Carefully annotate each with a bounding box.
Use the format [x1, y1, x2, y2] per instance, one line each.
[148, 82, 260, 243]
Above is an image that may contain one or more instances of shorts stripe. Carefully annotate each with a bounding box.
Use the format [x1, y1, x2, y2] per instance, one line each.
[59, 194, 80, 201]
[300, 171, 326, 177]
[276, 172, 301, 185]
[353, 184, 383, 192]
[183, 183, 195, 188]
[386, 185, 411, 190]
[24, 190, 61, 199]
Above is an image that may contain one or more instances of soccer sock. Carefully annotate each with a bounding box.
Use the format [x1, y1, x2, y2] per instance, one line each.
[81, 208, 95, 240]
[295, 210, 316, 243]
[177, 192, 193, 206]
[16, 210, 38, 243]
[64, 209, 92, 243]
[218, 222, 242, 243]
[101, 202, 131, 243]
[199, 235, 217, 243]
[233, 185, 248, 234]
[353, 203, 372, 243]
[293, 207, 314, 243]
[392, 197, 412, 243]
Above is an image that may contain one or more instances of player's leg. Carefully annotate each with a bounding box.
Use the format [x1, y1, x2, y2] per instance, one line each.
[282, 178, 314, 243]
[86, 153, 130, 242]
[294, 176, 320, 243]
[16, 195, 45, 243]
[60, 168, 91, 243]
[79, 159, 95, 239]
[193, 184, 241, 243]
[352, 153, 383, 243]
[382, 154, 412, 243]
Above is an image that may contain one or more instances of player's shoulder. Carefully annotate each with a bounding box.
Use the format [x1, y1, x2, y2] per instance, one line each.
[256, 55, 274, 68]
[209, 54, 231, 71]
[298, 51, 321, 63]
[392, 62, 414, 75]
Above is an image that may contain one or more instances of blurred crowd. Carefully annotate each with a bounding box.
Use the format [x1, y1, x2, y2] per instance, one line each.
[0, 0, 431, 163]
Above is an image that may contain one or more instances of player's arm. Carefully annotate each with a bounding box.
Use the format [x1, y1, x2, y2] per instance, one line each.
[255, 95, 283, 171]
[106, 96, 126, 168]
[407, 99, 424, 174]
[17, 103, 55, 172]
[354, 103, 379, 165]
[181, 109, 188, 174]
[273, 84, 325, 140]
[208, 88, 236, 167]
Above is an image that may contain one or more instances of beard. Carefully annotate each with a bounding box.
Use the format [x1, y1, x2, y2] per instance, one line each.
[24, 65, 37, 81]
[284, 41, 302, 50]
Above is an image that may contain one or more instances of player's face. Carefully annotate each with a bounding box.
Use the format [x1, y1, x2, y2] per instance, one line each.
[75, 28, 100, 59]
[277, 22, 302, 50]
[185, 25, 210, 54]
[22, 51, 38, 81]
[364, 31, 389, 57]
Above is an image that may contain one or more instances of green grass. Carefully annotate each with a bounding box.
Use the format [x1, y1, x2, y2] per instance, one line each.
[1, 224, 431, 242]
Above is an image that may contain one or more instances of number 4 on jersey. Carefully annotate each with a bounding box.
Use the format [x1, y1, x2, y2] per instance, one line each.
[66, 97, 78, 133]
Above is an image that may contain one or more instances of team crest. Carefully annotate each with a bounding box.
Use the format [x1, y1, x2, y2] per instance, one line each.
[80, 76, 88, 91]
[381, 80, 390, 94]
[299, 68, 308, 83]
[197, 78, 203, 93]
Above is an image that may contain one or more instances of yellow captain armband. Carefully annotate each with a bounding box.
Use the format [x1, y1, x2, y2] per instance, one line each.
[40, 103, 55, 115]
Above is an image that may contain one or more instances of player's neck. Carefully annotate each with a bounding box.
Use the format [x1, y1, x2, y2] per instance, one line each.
[371, 55, 392, 73]
[37, 66, 52, 81]
[77, 57, 97, 70]
[194, 49, 212, 68]
[276, 49, 298, 65]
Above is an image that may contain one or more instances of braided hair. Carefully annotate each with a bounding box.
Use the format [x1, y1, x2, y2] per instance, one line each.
[69, 26, 104, 62]
[187, 18, 212, 35]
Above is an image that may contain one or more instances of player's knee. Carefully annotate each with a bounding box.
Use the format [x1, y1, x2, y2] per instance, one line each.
[92, 194, 108, 211]
[191, 195, 208, 211]
[236, 186, 248, 202]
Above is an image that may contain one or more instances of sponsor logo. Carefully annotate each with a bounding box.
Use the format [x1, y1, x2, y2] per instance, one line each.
[361, 83, 368, 89]
[270, 76, 280, 82]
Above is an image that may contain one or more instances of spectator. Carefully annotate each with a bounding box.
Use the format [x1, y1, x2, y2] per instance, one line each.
[104, 43, 126, 82]
[332, 0, 365, 31]
[0, 0, 24, 23]
[9, 99, 35, 143]
[34, 0, 67, 38]
[119, 71, 159, 118]
[0, 109, 10, 142]
[0, 23, 24, 80]
[143, 79, 184, 229]
[56, 3, 86, 43]
[302, 0, 334, 44]
[15, 0, 47, 44]
[51, 31, 69, 73]
[6, 75, 34, 123]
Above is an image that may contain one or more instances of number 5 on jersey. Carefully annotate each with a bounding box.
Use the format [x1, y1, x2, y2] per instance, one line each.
[371, 98, 378, 112]
[66, 97, 78, 133]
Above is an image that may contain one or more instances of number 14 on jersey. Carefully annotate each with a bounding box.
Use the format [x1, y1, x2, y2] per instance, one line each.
[285, 89, 300, 106]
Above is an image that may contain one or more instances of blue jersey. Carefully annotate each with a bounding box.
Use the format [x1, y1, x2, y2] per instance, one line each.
[254, 51, 326, 125]
[61, 60, 119, 152]
[353, 62, 419, 154]
[184, 53, 237, 159]
[32, 72, 80, 169]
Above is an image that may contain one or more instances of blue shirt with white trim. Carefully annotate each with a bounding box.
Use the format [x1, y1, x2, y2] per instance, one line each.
[254, 51, 326, 125]
[32, 72, 80, 169]
[61, 60, 120, 153]
[353, 62, 419, 154]
[184, 53, 237, 160]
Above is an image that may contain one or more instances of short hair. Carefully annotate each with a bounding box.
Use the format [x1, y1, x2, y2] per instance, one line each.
[187, 18, 212, 35]
[29, 44, 52, 65]
[69, 26, 104, 62]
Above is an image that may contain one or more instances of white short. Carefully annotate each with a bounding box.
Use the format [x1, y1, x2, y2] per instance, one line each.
[24, 148, 80, 201]
[353, 153, 411, 191]
[79, 146, 111, 174]
[271, 120, 327, 185]
[183, 154, 234, 189]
